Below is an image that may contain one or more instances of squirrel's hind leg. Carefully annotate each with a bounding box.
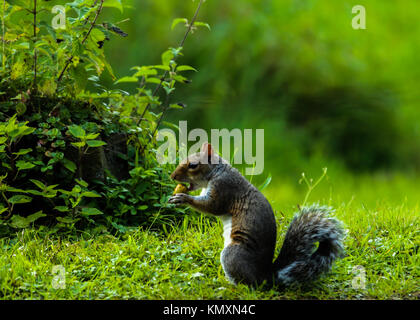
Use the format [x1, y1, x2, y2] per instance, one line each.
[220, 244, 271, 287]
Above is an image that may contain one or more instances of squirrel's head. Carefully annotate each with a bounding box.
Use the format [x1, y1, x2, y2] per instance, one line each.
[170, 143, 220, 192]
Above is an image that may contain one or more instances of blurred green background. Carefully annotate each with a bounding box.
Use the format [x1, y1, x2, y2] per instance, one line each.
[101, 0, 419, 201]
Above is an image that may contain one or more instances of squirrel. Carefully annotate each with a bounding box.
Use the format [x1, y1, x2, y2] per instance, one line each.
[168, 142, 345, 288]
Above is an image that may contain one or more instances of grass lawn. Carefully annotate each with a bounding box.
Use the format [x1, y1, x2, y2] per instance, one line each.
[0, 173, 418, 300]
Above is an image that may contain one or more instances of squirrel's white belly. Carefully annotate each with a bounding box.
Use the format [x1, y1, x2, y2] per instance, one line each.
[199, 188, 207, 197]
[219, 215, 235, 284]
[219, 215, 232, 248]
[200, 187, 232, 248]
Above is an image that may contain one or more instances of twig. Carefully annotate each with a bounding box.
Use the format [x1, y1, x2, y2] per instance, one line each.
[33, 0, 37, 89]
[2, 0, 5, 70]
[150, 94, 171, 141]
[301, 168, 328, 207]
[1, 191, 12, 220]
[179, 0, 204, 48]
[57, 0, 104, 83]
[83, 0, 98, 26]
[137, 0, 205, 127]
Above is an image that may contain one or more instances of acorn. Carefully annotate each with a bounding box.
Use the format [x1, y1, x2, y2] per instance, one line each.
[173, 184, 188, 195]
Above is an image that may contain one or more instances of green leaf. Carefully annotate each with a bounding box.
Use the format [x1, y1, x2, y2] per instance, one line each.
[162, 121, 180, 131]
[82, 191, 101, 198]
[16, 102, 26, 115]
[69, 63, 88, 92]
[26, 190, 43, 196]
[86, 140, 107, 147]
[5, 0, 30, 8]
[6, 185, 27, 193]
[12, 148, 32, 156]
[194, 21, 211, 30]
[114, 76, 139, 84]
[171, 18, 188, 30]
[146, 77, 162, 85]
[66, 0, 85, 9]
[41, 165, 53, 173]
[62, 158, 77, 173]
[14, 42, 30, 50]
[151, 65, 170, 71]
[56, 216, 80, 224]
[8, 195, 32, 204]
[9, 215, 30, 228]
[16, 160, 35, 170]
[85, 133, 100, 140]
[54, 206, 70, 213]
[163, 86, 175, 95]
[75, 179, 88, 188]
[9, 126, 35, 142]
[161, 50, 174, 67]
[132, 67, 158, 77]
[68, 125, 86, 139]
[29, 179, 45, 190]
[176, 65, 198, 72]
[71, 141, 86, 148]
[81, 207, 104, 216]
[2, 162, 12, 170]
[102, 0, 123, 13]
[26, 211, 46, 223]
[169, 103, 186, 110]
[172, 74, 188, 83]
[90, 28, 106, 43]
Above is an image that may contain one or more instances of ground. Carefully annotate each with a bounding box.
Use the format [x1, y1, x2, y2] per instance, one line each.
[0, 173, 418, 299]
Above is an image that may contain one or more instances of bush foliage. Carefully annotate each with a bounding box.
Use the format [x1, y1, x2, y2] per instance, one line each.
[0, 0, 207, 234]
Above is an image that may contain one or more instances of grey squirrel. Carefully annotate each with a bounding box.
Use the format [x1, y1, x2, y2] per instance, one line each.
[168, 143, 345, 287]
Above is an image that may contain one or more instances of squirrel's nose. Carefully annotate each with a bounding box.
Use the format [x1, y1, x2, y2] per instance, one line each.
[170, 172, 178, 180]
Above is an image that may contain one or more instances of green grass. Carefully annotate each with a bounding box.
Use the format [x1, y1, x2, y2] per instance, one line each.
[0, 173, 419, 300]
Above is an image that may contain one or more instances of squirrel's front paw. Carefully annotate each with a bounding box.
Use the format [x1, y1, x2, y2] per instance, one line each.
[168, 193, 190, 206]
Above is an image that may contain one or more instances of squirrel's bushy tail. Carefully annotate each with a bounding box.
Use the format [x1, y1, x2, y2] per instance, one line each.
[273, 205, 345, 287]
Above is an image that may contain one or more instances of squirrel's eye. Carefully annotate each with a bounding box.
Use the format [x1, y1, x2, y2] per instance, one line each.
[188, 163, 198, 169]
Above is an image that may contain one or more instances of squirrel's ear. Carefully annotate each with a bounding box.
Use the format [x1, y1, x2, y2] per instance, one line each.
[201, 142, 214, 164]
[201, 142, 214, 156]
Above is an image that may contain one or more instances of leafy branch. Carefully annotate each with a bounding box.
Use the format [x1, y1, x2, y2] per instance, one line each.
[137, 0, 206, 127]
[57, 0, 105, 83]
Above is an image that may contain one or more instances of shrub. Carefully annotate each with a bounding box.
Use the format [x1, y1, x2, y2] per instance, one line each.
[0, 0, 207, 234]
